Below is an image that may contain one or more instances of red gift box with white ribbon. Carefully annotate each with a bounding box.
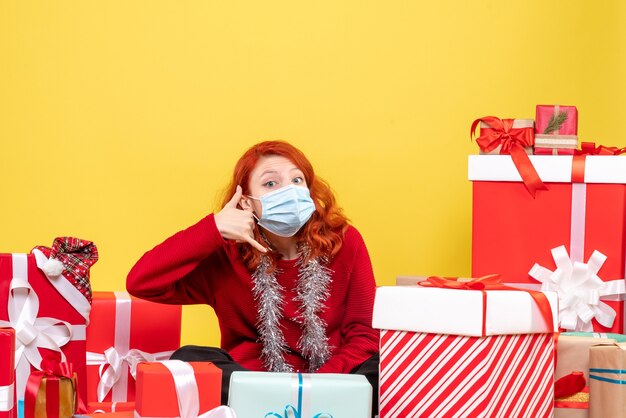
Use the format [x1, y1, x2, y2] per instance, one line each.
[470, 154, 626, 333]
[373, 280, 558, 418]
[135, 361, 223, 418]
[0, 248, 93, 403]
[1, 328, 16, 418]
[85, 291, 181, 408]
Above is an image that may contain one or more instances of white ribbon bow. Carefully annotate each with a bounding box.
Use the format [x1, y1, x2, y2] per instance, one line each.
[529, 245, 626, 331]
[87, 347, 173, 402]
[134, 361, 237, 418]
[0, 255, 74, 399]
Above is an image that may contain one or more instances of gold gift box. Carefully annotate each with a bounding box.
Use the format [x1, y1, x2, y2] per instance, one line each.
[26, 371, 77, 418]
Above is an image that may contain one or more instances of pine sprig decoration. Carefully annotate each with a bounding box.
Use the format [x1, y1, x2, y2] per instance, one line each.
[543, 110, 569, 134]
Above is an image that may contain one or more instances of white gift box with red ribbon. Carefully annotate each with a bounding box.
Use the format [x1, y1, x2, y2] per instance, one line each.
[373, 284, 557, 418]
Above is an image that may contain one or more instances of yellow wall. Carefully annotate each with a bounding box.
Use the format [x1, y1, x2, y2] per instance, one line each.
[1, 1, 624, 347]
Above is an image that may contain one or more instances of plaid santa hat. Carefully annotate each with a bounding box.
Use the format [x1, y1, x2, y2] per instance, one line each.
[33, 237, 99, 303]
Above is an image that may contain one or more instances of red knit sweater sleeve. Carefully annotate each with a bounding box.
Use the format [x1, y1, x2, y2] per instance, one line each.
[126, 214, 227, 306]
[316, 227, 380, 373]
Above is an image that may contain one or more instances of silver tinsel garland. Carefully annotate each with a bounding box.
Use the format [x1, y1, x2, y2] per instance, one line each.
[252, 243, 333, 372]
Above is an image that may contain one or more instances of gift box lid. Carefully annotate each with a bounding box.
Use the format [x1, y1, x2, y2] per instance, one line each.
[372, 284, 558, 336]
[468, 155, 626, 184]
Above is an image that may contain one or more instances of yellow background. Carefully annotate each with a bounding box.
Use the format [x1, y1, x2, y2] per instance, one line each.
[1, 1, 624, 347]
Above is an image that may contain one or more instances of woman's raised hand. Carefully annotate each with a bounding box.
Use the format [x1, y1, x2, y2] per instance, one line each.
[215, 185, 267, 253]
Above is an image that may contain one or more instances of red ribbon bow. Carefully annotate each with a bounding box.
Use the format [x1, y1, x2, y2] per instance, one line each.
[419, 275, 554, 337]
[577, 142, 626, 156]
[570, 142, 626, 183]
[25, 361, 86, 418]
[471, 116, 547, 197]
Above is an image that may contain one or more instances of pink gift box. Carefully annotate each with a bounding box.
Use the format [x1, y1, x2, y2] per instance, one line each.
[536, 105, 578, 137]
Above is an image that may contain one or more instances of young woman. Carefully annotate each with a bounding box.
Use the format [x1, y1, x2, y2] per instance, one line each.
[126, 140, 379, 413]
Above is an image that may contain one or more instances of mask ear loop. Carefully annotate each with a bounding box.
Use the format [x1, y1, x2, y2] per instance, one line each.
[245, 195, 262, 223]
[246, 195, 272, 250]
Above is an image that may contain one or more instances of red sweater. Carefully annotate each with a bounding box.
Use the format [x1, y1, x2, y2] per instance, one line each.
[126, 214, 379, 373]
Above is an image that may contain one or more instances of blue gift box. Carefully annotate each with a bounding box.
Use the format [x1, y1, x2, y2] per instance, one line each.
[228, 372, 371, 418]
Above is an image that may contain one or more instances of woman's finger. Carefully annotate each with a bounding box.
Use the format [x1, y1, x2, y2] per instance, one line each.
[243, 235, 267, 253]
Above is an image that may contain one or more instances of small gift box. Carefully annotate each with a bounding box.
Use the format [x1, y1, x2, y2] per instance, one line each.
[135, 361, 221, 418]
[557, 334, 618, 381]
[535, 104, 579, 155]
[373, 277, 558, 418]
[589, 342, 626, 417]
[553, 334, 618, 418]
[1, 328, 16, 418]
[536, 105, 578, 136]
[228, 372, 372, 418]
[471, 117, 546, 196]
[85, 291, 181, 405]
[475, 118, 535, 155]
[23, 362, 79, 418]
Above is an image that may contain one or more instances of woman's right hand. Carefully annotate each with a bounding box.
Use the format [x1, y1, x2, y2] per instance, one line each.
[215, 185, 267, 253]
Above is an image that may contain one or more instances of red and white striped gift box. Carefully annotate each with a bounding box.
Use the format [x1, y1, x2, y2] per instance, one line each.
[379, 330, 554, 417]
[373, 283, 558, 418]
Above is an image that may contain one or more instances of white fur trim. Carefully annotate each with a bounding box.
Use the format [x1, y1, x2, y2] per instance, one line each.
[42, 258, 65, 277]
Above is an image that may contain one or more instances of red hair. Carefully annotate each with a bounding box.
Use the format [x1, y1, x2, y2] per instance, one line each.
[220, 140, 349, 271]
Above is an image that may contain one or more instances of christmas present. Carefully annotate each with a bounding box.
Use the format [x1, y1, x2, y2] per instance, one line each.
[134, 361, 221, 418]
[535, 103, 578, 151]
[228, 371, 372, 418]
[535, 105, 578, 145]
[471, 116, 545, 196]
[23, 362, 81, 418]
[589, 342, 626, 418]
[474, 118, 535, 155]
[85, 292, 181, 404]
[556, 334, 617, 381]
[85, 402, 134, 414]
[1, 328, 16, 418]
[0, 238, 98, 405]
[553, 335, 610, 418]
[469, 154, 626, 333]
[372, 277, 558, 418]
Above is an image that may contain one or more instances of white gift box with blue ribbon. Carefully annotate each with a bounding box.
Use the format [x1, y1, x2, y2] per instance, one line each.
[228, 372, 371, 418]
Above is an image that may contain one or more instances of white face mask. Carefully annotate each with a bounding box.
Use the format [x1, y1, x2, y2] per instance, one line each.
[248, 185, 316, 237]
